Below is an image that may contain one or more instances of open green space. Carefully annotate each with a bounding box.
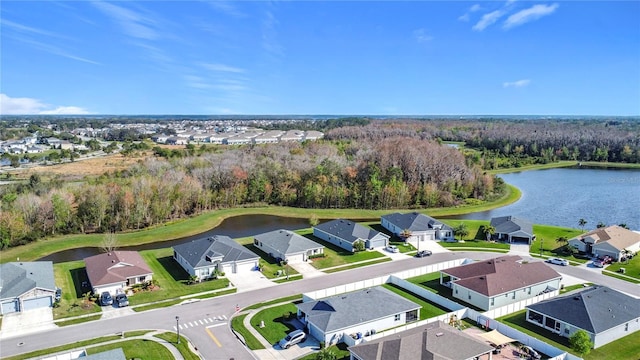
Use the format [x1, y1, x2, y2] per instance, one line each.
[498, 310, 640, 360]
[55, 314, 102, 326]
[154, 333, 201, 360]
[251, 303, 299, 345]
[52, 260, 102, 320]
[405, 272, 484, 312]
[86, 339, 173, 359]
[381, 284, 449, 320]
[604, 257, 640, 283]
[231, 314, 265, 350]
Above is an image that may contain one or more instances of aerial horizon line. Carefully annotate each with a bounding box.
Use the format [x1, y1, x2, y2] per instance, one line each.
[2, 114, 639, 118]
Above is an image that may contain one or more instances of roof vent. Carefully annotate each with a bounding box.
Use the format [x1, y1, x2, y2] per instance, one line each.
[479, 276, 485, 280]
[573, 297, 579, 300]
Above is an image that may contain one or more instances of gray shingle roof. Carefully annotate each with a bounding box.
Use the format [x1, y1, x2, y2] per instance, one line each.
[0, 262, 55, 299]
[254, 229, 324, 256]
[527, 286, 640, 334]
[490, 216, 534, 237]
[173, 235, 259, 268]
[85, 348, 126, 360]
[313, 219, 388, 245]
[381, 212, 452, 232]
[297, 287, 420, 333]
[349, 321, 494, 360]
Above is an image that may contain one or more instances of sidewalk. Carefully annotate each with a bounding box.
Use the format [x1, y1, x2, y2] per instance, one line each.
[288, 261, 325, 278]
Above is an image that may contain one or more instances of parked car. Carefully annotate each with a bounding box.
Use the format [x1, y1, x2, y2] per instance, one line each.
[55, 288, 62, 302]
[546, 258, 569, 266]
[602, 255, 613, 264]
[520, 345, 541, 359]
[385, 245, 399, 253]
[415, 250, 432, 257]
[115, 293, 129, 307]
[278, 329, 306, 349]
[100, 292, 113, 306]
[593, 260, 604, 268]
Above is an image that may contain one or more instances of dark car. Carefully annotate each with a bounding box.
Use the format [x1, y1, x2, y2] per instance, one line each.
[115, 294, 129, 307]
[415, 250, 433, 258]
[100, 292, 113, 306]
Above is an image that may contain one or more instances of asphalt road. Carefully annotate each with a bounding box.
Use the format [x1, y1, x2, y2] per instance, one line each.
[1, 252, 638, 360]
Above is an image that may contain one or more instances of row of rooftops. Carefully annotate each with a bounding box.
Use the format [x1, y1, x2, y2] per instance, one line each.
[152, 129, 324, 145]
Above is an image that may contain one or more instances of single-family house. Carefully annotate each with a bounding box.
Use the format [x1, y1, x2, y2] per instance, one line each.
[440, 255, 562, 311]
[490, 216, 535, 244]
[253, 229, 324, 263]
[349, 320, 494, 360]
[173, 235, 259, 279]
[568, 226, 640, 261]
[313, 219, 389, 252]
[381, 212, 454, 242]
[84, 251, 153, 296]
[297, 287, 420, 345]
[526, 286, 640, 348]
[0, 262, 56, 314]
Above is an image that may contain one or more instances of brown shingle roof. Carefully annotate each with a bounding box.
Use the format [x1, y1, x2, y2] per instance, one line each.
[84, 251, 152, 287]
[577, 225, 640, 250]
[442, 255, 561, 297]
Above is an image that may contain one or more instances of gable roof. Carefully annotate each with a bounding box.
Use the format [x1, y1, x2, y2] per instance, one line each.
[84, 251, 152, 287]
[527, 286, 640, 334]
[349, 321, 494, 360]
[0, 262, 55, 299]
[173, 235, 259, 269]
[313, 219, 389, 245]
[297, 287, 420, 333]
[573, 226, 640, 251]
[381, 212, 452, 232]
[254, 229, 324, 256]
[442, 255, 561, 297]
[490, 216, 534, 237]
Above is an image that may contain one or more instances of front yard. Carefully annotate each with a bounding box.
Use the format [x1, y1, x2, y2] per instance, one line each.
[52, 260, 101, 320]
[292, 229, 386, 269]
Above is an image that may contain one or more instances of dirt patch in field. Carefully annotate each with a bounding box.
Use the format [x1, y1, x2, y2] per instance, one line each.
[11, 153, 150, 180]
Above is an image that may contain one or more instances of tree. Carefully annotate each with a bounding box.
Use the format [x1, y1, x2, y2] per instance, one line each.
[569, 330, 593, 356]
[309, 214, 320, 226]
[555, 236, 568, 246]
[596, 221, 606, 228]
[315, 347, 337, 360]
[101, 232, 118, 253]
[618, 223, 629, 229]
[482, 225, 496, 241]
[453, 223, 469, 241]
[578, 218, 587, 231]
[353, 239, 366, 252]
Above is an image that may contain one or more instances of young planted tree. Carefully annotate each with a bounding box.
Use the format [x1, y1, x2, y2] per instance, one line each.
[483, 225, 496, 241]
[453, 223, 469, 241]
[101, 232, 118, 253]
[569, 330, 593, 356]
[400, 229, 412, 242]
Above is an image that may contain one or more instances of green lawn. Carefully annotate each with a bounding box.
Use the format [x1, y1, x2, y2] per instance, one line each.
[154, 333, 201, 360]
[231, 314, 265, 350]
[381, 284, 449, 320]
[245, 244, 299, 279]
[55, 314, 102, 326]
[251, 303, 299, 345]
[86, 339, 174, 359]
[52, 261, 102, 320]
[323, 258, 392, 273]
[605, 256, 640, 282]
[405, 272, 485, 312]
[291, 229, 385, 269]
[498, 310, 640, 360]
[297, 344, 351, 360]
[244, 294, 303, 310]
[530, 224, 584, 261]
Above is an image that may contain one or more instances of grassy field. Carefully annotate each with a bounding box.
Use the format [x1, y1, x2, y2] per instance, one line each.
[251, 303, 299, 346]
[381, 284, 449, 320]
[604, 256, 640, 282]
[297, 344, 351, 360]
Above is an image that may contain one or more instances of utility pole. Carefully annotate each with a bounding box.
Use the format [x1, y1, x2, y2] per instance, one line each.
[176, 316, 180, 344]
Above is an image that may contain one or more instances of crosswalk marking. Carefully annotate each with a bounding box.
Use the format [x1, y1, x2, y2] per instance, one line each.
[203, 318, 209, 324]
[199, 320, 204, 325]
[174, 315, 228, 330]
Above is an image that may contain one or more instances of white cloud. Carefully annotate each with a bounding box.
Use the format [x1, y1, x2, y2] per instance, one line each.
[0, 94, 90, 115]
[413, 28, 433, 43]
[0, 19, 69, 39]
[208, 1, 246, 18]
[473, 9, 506, 31]
[503, 79, 531, 88]
[458, 4, 482, 22]
[93, 2, 159, 40]
[200, 63, 245, 73]
[504, 3, 559, 29]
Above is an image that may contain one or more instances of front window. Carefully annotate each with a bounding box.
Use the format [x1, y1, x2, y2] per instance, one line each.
[528, 311, 543, 325]
[394, 314, 401, 321]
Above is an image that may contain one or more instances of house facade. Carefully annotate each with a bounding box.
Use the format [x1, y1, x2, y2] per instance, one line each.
[349, 321, 494, 360]
[0, 262, 56, 314]
[489, 216, 535, 244]
[173, 235, 259, 279]
[253, 229, 324, 263]
[313, 219, 389, 252]
[440, 255, 562, 311]
[526, 286, 640, 348]
[84, 251, 153, 296]
[568, 226, 640, 261]
[380, 212, 454, 242]
[297, 287, 420, 345]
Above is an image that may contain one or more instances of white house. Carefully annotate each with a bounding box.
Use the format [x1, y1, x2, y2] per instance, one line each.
[381, 212, 453, 242]
[526, 286, 640, 348]
[253, 229, 324, 263]
[568, 226, 640, 261]
[297, 287, 420, 345]
[84, 251, 153, 296]
[313, 219, 389, 252]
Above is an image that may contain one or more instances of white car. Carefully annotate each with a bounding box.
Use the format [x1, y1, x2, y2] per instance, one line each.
[385, 245, 399, 253]
[279, 329, 306, 349]
[547, 258, 569, 266]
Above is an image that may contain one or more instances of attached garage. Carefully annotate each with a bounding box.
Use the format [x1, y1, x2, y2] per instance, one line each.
[234, 260, 258, 274]
[22, 296, 53, 312]
[1, 300, 19, 314]
[366, 236, 389, 250]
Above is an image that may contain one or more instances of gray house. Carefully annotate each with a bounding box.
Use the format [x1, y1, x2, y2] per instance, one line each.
[313, 219, 389, 252]
[490, 216, 535, 244]
[440, 255, 562, 311]
[0, 262, 56, 314]
[173, 235, 259, 279]
[526, 286, 640, 348]
[254, 229, 324, 263]
[297, 287, 420, 345]
[349, 321, 494, 360]
[381, 212, 454, 242]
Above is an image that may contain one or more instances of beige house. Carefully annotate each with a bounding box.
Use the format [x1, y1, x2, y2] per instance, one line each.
[568, 226, 640, 261]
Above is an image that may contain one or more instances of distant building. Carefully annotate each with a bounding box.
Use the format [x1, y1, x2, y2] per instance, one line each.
[568, 225, 640, 261]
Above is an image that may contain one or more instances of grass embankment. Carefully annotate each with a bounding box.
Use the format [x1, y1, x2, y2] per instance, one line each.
[488, 161, 578, 174]
[232, 314, 265, 350]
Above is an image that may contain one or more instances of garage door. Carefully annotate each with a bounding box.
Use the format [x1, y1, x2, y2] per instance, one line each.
[1, 300, 19, 314]
[234, 261, 257, 273]
[22, 296, 52, 311]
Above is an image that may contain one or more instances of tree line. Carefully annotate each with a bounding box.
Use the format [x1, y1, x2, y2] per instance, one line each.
[0, 136, 502, 249]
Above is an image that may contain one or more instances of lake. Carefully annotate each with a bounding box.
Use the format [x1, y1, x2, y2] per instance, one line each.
[451, 167, 640, 230]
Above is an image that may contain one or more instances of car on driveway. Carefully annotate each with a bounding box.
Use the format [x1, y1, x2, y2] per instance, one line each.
[100, 292, 113, 306]
[278, 329, 306, 349]
[546, 258, 569, 266]
[415, 250, 432, 257]
[593, 260, 604, 268]
[115, 293, 129, 307]
[385, 245, 399, 253]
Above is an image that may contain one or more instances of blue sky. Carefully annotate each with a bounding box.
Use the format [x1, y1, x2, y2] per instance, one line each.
[1, 1, 639, 115]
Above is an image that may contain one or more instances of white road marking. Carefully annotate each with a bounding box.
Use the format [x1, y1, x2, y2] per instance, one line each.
[206, 322, 227, 328]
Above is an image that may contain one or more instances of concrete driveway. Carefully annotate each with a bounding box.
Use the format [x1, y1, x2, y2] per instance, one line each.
[289, 261, 325, 278]
[0, 308, 56, 339]
[226, 269, 275, 293]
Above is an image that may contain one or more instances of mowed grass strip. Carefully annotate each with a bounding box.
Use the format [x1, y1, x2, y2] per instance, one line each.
[86, 339, 173, 359]
[231, 314, 265, 350]
[381, 284, 449, 320]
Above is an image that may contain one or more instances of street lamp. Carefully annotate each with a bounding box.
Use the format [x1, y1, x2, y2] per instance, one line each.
[540, 239, 544, 257]
[176, 316, 180, 344]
